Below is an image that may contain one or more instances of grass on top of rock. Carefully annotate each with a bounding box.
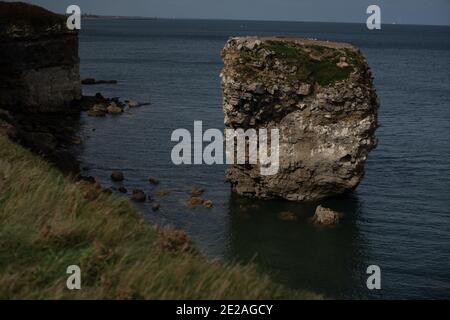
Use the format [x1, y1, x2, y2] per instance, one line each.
[0, 134, 320, 300]
[0, 2, 66, 36]
[236, 40, 361, 86]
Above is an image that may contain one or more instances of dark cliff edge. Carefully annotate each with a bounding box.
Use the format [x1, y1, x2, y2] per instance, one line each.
[0, 2, 82, 173]
[0, 1, 81, 112]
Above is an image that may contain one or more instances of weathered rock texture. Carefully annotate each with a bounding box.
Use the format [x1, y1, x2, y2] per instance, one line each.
[0, 2, 81, 112]
[221, 37, 379, 201]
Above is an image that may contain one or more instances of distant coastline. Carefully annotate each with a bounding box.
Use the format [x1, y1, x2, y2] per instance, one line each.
[81, 13, 158, 20]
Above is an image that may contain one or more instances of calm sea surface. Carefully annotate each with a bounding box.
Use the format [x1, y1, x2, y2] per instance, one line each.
[77, 19, 450, 299]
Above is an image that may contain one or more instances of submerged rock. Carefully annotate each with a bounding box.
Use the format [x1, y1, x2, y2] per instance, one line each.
[190, 187, 205, 197]
[155, 190, 170, 197]
[278, 211, 298, 221]
[311, 205, 341, 225]
[118, 186, 128, 194]
[131, 189, 146, 202]
[148, 177, 160, 185]
[127, 100, 150, 108]
[82, 78, 118, 85]
[110, 171, 124, 182]
[221, 37, 379, 201]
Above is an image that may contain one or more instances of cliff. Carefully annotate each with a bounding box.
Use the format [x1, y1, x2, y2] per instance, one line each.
[221, 37, 379, 201]
[0, 2, 81, 112]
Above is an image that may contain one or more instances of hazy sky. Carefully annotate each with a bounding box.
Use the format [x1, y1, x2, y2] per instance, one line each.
[19, 0, 450, 25]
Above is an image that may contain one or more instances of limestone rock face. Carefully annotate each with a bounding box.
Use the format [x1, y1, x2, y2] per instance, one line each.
[0, 2, 81, 112]
[312, 206, 341, 225]
[221, 37, 379, 201]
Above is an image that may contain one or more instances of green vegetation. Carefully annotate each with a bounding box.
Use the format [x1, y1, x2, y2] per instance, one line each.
[238, 40, 361, 86]
[263, 40, 354, 86]
[0, 135, 320, 299]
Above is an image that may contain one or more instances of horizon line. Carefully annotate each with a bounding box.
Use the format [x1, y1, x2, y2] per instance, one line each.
[76, 13, 450, 27]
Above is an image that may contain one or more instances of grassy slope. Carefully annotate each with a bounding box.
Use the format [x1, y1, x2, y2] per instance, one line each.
[0, 135, 319, 299]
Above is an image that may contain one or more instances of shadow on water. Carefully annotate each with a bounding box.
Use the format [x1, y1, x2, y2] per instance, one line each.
[225, 192, 381, 299]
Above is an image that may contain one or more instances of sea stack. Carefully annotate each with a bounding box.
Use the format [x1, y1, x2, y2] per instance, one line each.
[221, 37, 379, 201]
[0, 2, 81, 112]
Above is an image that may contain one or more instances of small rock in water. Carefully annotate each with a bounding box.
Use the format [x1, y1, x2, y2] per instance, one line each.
[118, 187, 128, 194]
[128, 100, 150, 108]
[187, 197, 204, 208]
[131, 189, 146, 202]
[71, 137, 82, 145]
[152, 203, 161, 211]
[87, 104, 107, 117]
[155, 190, 170, 197]
[278, 211, 298, 221]
[186, 196, 213, 209]
[82, 78, 118, 85]
[87, 109, 106, 117]
[149, 177, 160, 185]
[190, 187, 205, 197]
[311, 205, 341, 225]
[81, 78, 96, 85]
[128, 100, 140, 108]
[107, 102, 123, 115]
[111, 171, 124, 182]
[202, 200, 214, 209]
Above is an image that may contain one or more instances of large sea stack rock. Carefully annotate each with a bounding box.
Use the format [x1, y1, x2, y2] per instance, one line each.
[221, 37, 379, 201]
[0, 2, 81, 112]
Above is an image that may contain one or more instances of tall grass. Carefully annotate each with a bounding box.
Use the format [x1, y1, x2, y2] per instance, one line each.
[0, 135, 319, 300]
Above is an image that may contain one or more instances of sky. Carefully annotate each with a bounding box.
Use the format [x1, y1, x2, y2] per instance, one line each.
[16, 0, 450, 25]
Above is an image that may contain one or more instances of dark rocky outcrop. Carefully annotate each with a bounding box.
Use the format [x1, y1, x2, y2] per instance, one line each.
[1, 111, 82, 173]
[0, 2, 83, 173]
[0, 2, 81, 113]
[221, 37, 379, 201]
[81, 78, 118, 85]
